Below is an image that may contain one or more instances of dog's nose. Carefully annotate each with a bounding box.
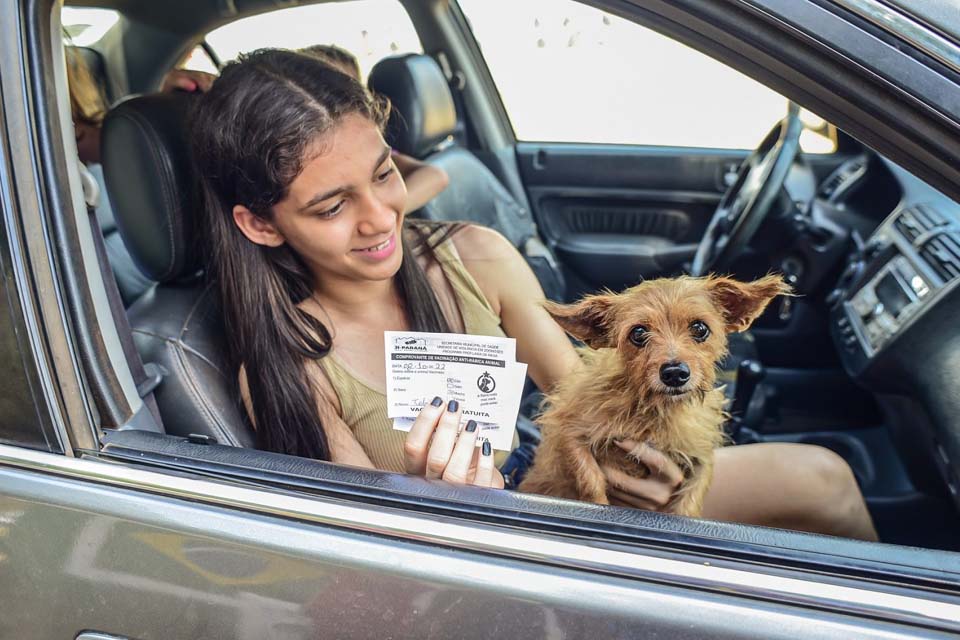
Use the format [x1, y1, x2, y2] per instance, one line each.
[660, 361, 690, 388]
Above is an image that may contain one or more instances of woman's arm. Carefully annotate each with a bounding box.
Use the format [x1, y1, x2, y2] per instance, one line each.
[393, 153, 449, 214]
[452, 225, 580, 392]
[242, 363, 502, 486]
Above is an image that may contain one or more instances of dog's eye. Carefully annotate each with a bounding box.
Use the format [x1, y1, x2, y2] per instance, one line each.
[690, 320, 711, 343]
[628, 325, 649, 347]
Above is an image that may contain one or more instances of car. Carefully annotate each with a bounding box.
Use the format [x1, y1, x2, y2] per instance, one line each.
[1, 0, 960, 637]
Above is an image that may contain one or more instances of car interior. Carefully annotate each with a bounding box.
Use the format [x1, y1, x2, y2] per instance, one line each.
[55, 0, 960, 565]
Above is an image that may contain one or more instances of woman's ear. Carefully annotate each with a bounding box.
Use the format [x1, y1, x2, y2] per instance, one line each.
[233, 204, 286, 247]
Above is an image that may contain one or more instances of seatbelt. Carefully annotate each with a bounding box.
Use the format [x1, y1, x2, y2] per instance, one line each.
[80, 162, 165, 430]
[433, 53, 565, 300]
[434, 51, 473, 147]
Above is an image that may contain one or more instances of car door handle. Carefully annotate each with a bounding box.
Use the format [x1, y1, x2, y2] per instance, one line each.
[77, 633, 132, 640]
[720, 162, 740, 188]
[531, 148, 548, 170]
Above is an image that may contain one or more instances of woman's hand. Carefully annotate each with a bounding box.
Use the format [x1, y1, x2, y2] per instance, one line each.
[602, 440, 684, 511]
[160, 69, 217, 94]
[404, 397, 504, 488]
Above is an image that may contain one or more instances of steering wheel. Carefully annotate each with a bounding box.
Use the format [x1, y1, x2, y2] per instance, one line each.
[690, 105, 803, 276]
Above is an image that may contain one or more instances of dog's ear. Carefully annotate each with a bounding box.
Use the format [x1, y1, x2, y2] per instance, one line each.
[707, 274, 792, 333]
[544, 295, 616, 348]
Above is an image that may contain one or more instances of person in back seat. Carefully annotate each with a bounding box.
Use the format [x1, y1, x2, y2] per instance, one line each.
[301, 44, 450, 214]
[67, 47, 216, 167]
[190, 48, 876, 540]
[67, 47, 216, 304]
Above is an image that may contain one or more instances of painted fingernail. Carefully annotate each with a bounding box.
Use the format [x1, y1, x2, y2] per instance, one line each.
[430, 396, 443, 407]
[482, 440, 492, 456]
[465, 420, 477, 432]
[447, 399, 459, 412]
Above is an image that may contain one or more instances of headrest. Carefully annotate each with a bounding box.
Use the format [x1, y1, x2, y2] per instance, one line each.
[101, 92, 200, 283]
[368, 54, 457, 158]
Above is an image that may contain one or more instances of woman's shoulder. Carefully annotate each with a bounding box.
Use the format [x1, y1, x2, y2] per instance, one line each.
[449, 223, 518, 263]
[451, 224, 529, 316]
[404, 220, 517, 265]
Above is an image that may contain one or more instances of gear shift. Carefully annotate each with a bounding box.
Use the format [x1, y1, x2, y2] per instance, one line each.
[726, 359, 765, 444]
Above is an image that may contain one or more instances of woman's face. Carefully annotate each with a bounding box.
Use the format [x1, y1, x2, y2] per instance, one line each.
[245, 113, 407, 290]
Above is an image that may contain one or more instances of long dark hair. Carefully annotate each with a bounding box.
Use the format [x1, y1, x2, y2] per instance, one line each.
[191, 48, 452, 460]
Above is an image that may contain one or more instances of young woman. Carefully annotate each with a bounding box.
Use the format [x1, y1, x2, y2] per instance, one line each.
[191, 49, 877, 540]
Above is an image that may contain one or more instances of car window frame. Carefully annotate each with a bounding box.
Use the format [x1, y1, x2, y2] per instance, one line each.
[0, 0, 124, 455]
[46, 429, 960, 633]
[0, 121, 64, 453]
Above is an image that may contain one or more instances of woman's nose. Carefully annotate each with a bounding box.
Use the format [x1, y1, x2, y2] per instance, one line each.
[355, 192, 397, 235]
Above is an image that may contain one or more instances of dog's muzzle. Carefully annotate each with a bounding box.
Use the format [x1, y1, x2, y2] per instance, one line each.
[660, 361, 691, 388]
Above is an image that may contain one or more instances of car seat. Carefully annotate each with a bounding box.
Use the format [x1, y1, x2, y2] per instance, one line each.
[101, 92, 254, 446]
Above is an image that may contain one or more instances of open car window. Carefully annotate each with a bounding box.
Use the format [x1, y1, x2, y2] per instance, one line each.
[203, 0, 422, 83]
[459, 0, 836, 153]
[61, 7, 120, 47]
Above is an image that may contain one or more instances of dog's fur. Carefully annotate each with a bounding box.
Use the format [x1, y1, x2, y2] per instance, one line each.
[519, 275, 791, 517]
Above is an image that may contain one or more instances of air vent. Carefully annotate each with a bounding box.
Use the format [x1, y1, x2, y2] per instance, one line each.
[819, 159, 865, 199]
[894, 204, 947, 243]
[920, 232, 960, 282]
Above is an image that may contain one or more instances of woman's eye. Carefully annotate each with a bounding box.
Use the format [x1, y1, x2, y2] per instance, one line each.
[690, 320, 711, 342]
[376, 167, 395, 183]
[316, 200, 345, 219]
[628, 325, 649, 347]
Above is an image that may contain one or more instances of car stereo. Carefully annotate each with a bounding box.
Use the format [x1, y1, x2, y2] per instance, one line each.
[846, 255, 931, 356]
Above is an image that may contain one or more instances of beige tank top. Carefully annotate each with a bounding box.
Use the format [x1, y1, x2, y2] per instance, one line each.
[319, 235, 519, 472]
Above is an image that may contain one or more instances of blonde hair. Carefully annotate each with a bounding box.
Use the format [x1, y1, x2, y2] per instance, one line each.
[66, 46, 106, 127]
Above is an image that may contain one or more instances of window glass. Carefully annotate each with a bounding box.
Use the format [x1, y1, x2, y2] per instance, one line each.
[61, 7, 120, 46]
[0, 220, 59, 451]
[205, 0, 422, 84]
[459, 0, 835, 152]
[180, 46, 219, 75]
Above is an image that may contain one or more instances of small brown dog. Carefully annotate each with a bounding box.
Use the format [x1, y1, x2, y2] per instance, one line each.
[519, 274, 791, 517]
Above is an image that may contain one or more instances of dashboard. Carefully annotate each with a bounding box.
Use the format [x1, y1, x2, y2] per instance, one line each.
[826, 158, 960, 501]
[831, 201, 955, 371]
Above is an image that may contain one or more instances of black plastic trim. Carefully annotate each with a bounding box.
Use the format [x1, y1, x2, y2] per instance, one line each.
[25, 0, 131, 428]
[98, 429, 960, 592]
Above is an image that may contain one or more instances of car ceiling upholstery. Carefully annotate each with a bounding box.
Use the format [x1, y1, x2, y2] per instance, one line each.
[64, 0, 426, 34]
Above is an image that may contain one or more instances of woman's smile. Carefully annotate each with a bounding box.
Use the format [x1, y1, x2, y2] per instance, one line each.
[352, 232, 397, 261]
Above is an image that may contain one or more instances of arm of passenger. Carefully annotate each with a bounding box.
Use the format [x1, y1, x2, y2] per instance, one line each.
[453, 225, 581, 393]
[393, 152, 449, 213]
[160, 68, 217, 94]
[239, 364, 377, 469]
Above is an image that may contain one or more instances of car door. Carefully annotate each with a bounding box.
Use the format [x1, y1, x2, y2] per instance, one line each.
[457, 0, 853, 296]
[5, 0, 960, 638]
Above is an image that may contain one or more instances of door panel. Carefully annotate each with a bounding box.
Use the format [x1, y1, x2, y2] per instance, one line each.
[1, 458, 955, 639]
[517, 142, 745, 292]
